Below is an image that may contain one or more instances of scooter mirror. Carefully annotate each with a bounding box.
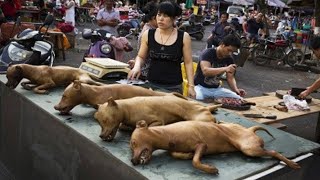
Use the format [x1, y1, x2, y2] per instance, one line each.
[82, 29, 93, 39]
[43, 14, 54, 26]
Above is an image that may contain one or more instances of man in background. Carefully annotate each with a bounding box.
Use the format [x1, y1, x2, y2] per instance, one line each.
[96, 0, 120, 36]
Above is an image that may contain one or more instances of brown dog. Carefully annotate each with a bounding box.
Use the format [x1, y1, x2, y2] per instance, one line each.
[130, 120, 301, 174]
[54, 80, 178, 114]
[5, 64, 102, 94]
[94, 96, 219, 141]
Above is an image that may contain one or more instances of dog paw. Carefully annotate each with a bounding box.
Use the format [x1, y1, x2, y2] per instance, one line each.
[206, 166, 219, 174]
[21, 83, 33, 90]
[288, 161, 301, 169]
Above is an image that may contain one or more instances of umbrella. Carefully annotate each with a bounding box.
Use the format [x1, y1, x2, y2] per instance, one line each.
[185, 0, 193, 9]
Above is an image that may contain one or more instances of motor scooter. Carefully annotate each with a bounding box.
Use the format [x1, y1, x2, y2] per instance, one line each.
[82, 28, 133, 61]
[80, 29, 133, 79]
[0, 14, 55, 73]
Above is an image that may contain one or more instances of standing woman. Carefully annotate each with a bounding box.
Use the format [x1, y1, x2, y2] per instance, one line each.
[128, 1, 196, 98]
[64, 0, 76, 27]
[128, 1, 158, 79]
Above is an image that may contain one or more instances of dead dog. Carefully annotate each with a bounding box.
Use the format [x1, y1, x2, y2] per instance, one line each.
[54, 80, 181, 115]
[130, 120, 301, 174]
[94, 96, 219, 141]
[5, 64, 102, 94]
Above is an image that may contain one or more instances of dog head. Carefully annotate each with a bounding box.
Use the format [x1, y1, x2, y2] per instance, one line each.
[54, 80, 83, 114]
[130, 120, 153, 165]
[94, 97, 122, 141]
[5, 64, 24, 89]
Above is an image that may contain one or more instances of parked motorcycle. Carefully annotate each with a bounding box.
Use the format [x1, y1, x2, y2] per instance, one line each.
[253, 33, 303, 67]
[0, 14, 55, 73]
[82, 29, 133, 61]
[178, 18, 205, 41]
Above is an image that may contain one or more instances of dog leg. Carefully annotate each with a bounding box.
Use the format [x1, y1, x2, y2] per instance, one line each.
[170, 152, 194, 159]
[119, 123, 134, 131]
[192, 143, 219, 174]
[21, 81, 36, 90]
[33, 83, 55, 94]
[241, 148, 301, 169]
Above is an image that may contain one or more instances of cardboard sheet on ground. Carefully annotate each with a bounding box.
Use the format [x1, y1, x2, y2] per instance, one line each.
[1, 75, 319, 179]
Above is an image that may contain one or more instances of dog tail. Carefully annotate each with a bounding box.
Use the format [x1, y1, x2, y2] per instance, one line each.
[207, 104, 221, 113]
[249, 126, 274, 139]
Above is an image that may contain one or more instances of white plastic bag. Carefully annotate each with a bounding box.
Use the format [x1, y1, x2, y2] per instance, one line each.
[283, 95, 310, 111]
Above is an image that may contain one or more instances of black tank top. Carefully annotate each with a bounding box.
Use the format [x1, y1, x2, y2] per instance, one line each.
[147, 29, 184, 85]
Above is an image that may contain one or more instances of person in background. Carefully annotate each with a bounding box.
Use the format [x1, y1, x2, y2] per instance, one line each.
[206, 12, 231, 48]
[128, 4, 140, 29]
[194, 34, 246, 101]
[128, 1, 196, 97]
[96, 0, 120, 36]
[1, 0, 17, 21]
[247, 13, 266, 45]
[128, 1, 158, 79]
[178, 8, 195, 31]
[64, 0, 76, 26]
[299, 37, 320, 99]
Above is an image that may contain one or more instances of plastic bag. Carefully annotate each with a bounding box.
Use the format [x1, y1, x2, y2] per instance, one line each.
[283, 95, 310, 111]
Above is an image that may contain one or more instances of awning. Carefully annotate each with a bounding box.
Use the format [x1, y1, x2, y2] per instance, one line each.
[268, 0, 289, 8]
[185, 0, 193, 9]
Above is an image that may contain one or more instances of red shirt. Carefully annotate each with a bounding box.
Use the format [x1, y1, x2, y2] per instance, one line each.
[1, 1, 16, 17]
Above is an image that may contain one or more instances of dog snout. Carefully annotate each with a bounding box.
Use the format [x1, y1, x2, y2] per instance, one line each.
[131, 158, 139, 165]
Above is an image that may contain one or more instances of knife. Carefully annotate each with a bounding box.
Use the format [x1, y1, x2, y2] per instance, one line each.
[243, 113, 277, 119]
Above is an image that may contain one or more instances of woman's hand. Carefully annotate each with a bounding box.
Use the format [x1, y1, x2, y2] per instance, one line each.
[188, 86, 196, 99]
[127, 59, 135, 69]
[127, 66, 141, 80]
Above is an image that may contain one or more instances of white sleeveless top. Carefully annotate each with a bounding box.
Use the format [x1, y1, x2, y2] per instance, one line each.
[65, 0, 75, 26]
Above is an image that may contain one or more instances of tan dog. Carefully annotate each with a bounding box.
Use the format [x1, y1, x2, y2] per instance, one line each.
[130, 120, 301, 174]
[54, 80, 178, 114]
[5, 64, 102, 94]
[94, 96, 219, 141]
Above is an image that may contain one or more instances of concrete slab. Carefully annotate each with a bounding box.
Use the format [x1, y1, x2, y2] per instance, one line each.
[0, 75, 319, 179]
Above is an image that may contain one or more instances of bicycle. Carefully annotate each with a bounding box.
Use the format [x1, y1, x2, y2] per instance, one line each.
[76, 7, 97, 27]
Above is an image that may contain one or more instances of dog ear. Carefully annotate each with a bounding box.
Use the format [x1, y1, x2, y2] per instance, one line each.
[107, 97, 118, 107]
[136, 120, 147, 128]
[73, 80, 81, 90]
[15, 65, 23, 73]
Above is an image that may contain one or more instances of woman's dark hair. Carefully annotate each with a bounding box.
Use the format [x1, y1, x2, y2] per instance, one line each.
[141, 2, 158, 22]
[221, 34, 241, 49]
[310, 36, 320, 50]
[158, 1, 182, 18]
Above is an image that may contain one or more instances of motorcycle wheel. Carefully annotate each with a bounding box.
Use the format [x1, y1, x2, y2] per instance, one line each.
[253, 44, 269, 65]
[286, 49, 304, 67]
[194, 33, 204, 41]
[77, 14, 86, 26]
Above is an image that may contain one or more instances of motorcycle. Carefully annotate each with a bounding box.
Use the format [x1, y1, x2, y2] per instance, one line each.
[177, 18, 205, 41]
[253, 33, 303, 67]
[82, 29, 133, 61]
[0, 14, 55, 73]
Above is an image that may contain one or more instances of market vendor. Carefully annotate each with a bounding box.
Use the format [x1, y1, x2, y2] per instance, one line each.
[299, 36, 320, 99]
